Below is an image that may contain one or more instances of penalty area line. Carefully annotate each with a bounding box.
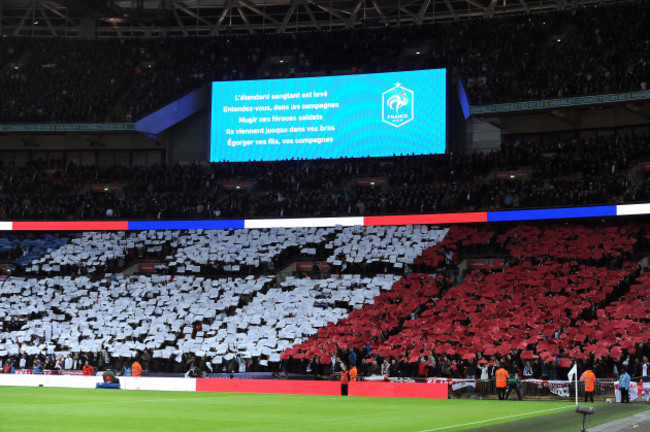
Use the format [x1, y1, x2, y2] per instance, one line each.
[415, 405, 574, 432]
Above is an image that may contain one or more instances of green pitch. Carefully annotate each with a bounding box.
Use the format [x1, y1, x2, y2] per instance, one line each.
[0, 386, 647, 432]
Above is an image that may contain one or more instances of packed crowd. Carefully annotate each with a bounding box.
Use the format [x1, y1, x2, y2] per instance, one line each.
[292, 349, 650, 384]
[0, 349, 203, 376]
[1, 1, 649, 122]
[0, 215, 648, 391]
[1, 133, 649, 221]
[4, 346, 648, 383]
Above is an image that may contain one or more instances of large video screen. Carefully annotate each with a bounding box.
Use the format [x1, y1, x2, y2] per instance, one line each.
[210, 69, 446, 162]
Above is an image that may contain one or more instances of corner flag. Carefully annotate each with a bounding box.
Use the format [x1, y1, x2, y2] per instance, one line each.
[568, 363, 579, 406]
[568, 363, 578, 382]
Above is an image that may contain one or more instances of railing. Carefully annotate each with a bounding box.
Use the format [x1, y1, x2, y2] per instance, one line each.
[464, 378, 618, 400]
[330, 373, 622, 400]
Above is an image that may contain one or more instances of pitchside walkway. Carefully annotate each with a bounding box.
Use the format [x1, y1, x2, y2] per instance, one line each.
[590, 410, 650, 432]
[472, 403, 650, 432]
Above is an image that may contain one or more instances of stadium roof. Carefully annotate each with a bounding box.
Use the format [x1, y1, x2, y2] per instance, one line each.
[0, 0, 628, 37]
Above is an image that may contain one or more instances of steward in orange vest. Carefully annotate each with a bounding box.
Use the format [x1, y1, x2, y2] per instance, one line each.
[580, 369, 596, 402]
[495, 366, 509, 400]
[349, 365, 358, 382]
[132, 360, 143, 377]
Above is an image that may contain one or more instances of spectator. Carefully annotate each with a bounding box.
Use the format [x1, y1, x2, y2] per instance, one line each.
[619, 367, 631, 403]
[505, 364, 522, 400]
[340, 363, 349, 396]
[82, 361, 95, 376]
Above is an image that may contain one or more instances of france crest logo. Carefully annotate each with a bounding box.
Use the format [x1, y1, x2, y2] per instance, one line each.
[382, 82, 414, 127]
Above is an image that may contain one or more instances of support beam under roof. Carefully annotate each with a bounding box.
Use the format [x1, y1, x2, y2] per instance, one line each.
[444, 0, 459, 20]
[302, 0, 321, 31]
[277, 0, 298, 33]
[370, 0, 389, 25]
[12, 0, 35, 36]
[236, 4, 252, 34]
[345, 0, 364, 29]
[0, 0, 629, 36]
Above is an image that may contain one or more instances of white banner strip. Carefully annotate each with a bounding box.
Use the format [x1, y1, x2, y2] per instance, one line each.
[245, 217, 363, 229]
[617, 203, 650, 216]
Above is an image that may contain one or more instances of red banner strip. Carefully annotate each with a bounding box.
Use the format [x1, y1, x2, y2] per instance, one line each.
[12, 221, 129, 231]
[196, 378, 447, 399]
[364, 212, 488, 226]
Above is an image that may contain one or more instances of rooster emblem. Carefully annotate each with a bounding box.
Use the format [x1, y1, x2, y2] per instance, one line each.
[387, 91, 409, 113]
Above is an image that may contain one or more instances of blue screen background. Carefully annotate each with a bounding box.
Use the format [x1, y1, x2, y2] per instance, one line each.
[210, 69, 446, 162]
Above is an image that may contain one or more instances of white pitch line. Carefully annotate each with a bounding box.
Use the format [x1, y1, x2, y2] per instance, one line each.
[415, 405, 574, 432]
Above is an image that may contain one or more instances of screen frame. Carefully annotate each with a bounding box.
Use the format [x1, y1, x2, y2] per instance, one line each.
[209, 68, 448, 163]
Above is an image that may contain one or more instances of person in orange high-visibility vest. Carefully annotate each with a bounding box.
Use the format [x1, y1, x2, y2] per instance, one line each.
[349, 365, 358, 382]
[580, 369, 596, 402]
[132, 359, 143, 377]
[495, 364, 509, 400]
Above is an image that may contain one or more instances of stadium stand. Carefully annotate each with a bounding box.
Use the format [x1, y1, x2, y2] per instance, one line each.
[2, 134, 650, 221]
[2, 2, 650, 410]
[1, 1, 650, 122]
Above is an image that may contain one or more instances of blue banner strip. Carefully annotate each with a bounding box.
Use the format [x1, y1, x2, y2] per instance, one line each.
[128, 220, 245, 230]
[487, 205, 617, 222]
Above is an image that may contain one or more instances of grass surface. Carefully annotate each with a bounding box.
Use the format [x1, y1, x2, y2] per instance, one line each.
[0, 386, 647, 432]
